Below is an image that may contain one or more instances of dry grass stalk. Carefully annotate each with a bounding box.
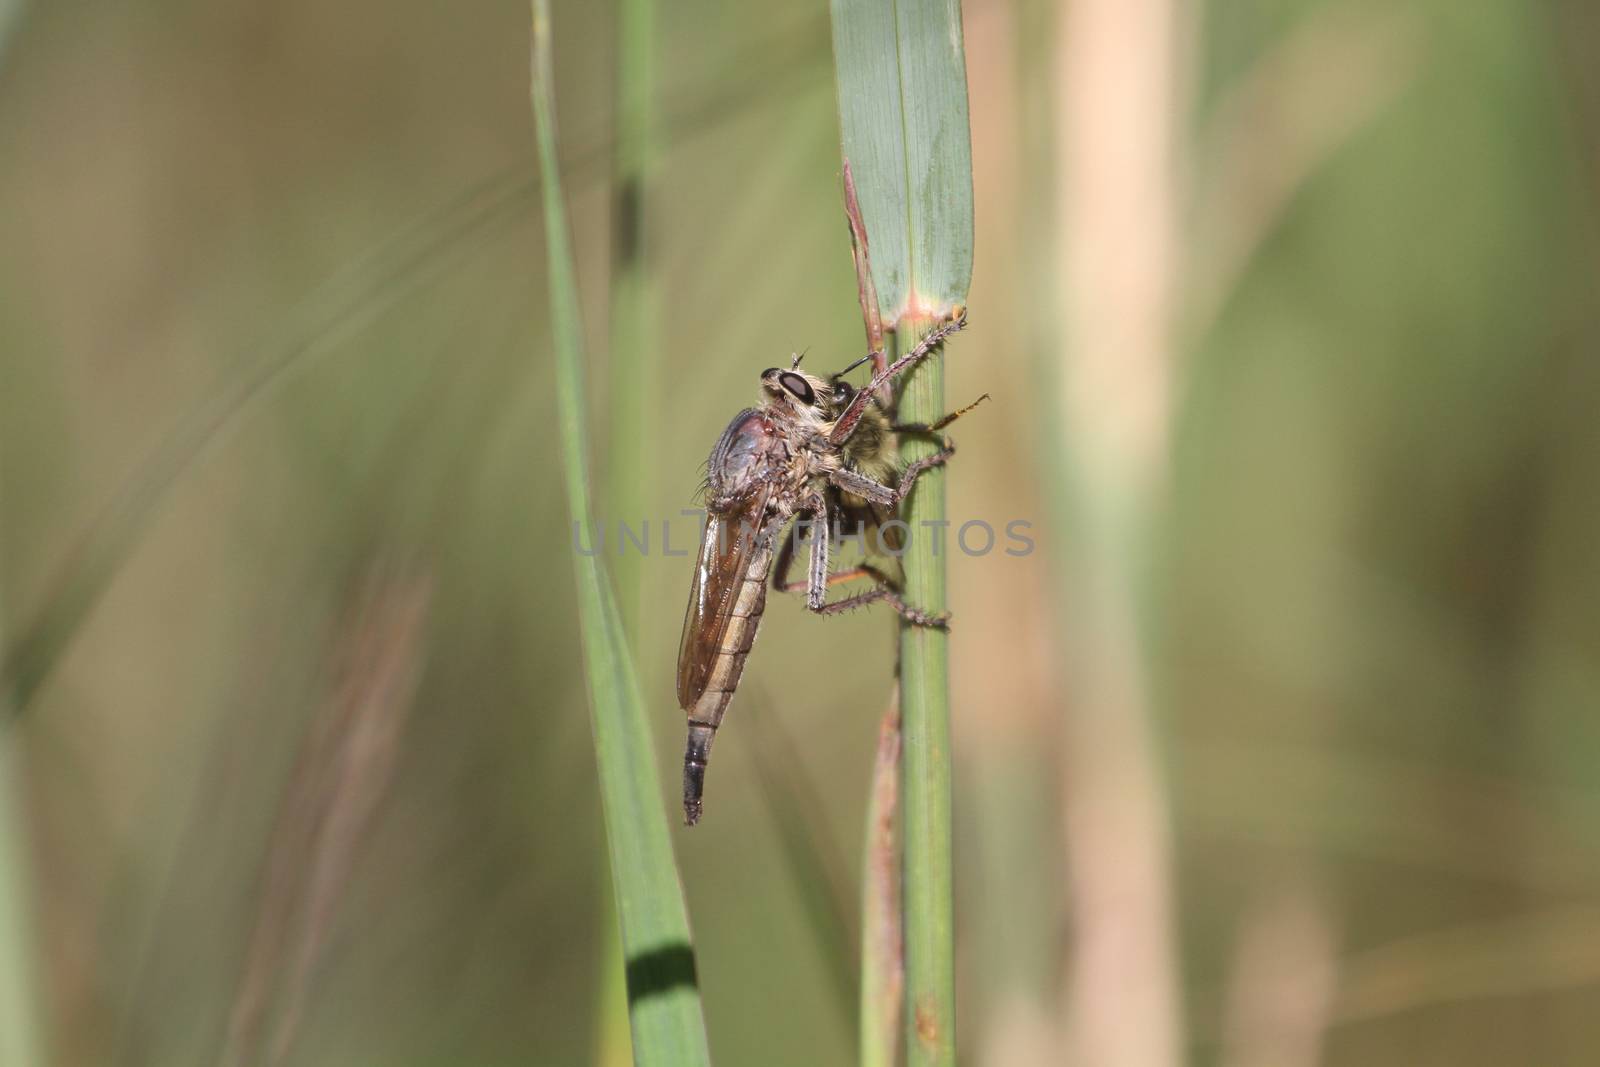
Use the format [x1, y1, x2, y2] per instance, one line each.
[222, 567, 430, 1067]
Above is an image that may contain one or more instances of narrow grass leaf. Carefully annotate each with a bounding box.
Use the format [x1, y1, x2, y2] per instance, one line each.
[596, 0, 660, 1058]
[0, 436, 43, 1067]
[528, 4, 711, 1064]
[0, 738, 42, 1067]
[830, 0, 973, 326]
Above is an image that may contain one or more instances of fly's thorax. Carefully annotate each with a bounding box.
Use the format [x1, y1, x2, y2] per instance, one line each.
[706, 407, 786, 504]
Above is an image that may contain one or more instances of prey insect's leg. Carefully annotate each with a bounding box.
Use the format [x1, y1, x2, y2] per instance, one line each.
[830, 311, 969, 445]
[892, 392, 991, 435]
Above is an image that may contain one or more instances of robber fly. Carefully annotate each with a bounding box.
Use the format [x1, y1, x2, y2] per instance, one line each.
[676, 310, 977, 825]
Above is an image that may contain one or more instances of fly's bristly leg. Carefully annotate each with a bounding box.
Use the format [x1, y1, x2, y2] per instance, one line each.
[772, 507, 895, 593]
[826, 467, 895, 506]
[805, 494, 831, 611]
[830, 309, 968, 445]
[789, 491, 950, 629]
[808, 586, 951, 630]
[863, 309, 967, 399]
[826, 450, 954, 510]
[770, 505, 901, 597]
[894, 444, 956, 502]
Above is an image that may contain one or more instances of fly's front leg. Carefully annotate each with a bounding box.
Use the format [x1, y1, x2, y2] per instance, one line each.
[771, 499, 896, 591]
[830, 311, 968, 445]
[804, 494, 831, 612]
[769, 507, 839, 602]
[795, 490, 950, 629]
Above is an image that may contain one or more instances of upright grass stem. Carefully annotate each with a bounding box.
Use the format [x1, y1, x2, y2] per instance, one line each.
[830, 3, 972, 1062]
[530, 4, 710, 1063]
[895, 320, 955, 1064]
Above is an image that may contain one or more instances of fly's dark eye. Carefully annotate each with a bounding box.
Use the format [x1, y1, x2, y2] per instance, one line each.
[831, 380, 855, 406]
[779, 372, 816, 405]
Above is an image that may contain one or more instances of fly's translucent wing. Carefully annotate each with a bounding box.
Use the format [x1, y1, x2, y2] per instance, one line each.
[676, 487, 772, 709]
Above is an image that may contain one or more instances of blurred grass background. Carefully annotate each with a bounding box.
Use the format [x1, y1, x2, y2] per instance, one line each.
[1, 0, 1599, 1064]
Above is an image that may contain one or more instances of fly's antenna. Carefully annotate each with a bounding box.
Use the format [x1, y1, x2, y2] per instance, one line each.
[790, 347, 809, 369]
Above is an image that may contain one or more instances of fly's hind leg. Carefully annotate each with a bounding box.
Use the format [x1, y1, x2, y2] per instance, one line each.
[806, 585, 950, 630]
[778, 493, 950, 629]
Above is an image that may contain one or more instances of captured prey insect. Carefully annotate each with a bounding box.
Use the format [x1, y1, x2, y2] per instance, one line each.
[676, 310, 981, 825]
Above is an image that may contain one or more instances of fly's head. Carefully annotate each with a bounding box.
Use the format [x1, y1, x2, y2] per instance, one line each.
[759, 367, 835, 434]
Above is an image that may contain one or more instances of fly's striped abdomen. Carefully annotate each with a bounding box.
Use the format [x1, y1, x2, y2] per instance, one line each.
[682, 539, 772, 824]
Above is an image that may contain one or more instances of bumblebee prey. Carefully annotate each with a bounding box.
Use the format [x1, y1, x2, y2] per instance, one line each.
[676, 311, 980, 824]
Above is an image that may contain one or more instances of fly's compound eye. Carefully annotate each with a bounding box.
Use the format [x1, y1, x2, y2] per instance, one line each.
[830, 379, 855, 407]
[778, 372, 816, 406]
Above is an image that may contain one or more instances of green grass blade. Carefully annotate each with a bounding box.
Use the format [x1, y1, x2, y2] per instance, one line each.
[606, 0, 657, 642]
[0, 738, 42, 1067]
[0, 457, 43, 1067]
[596, 0, 659, 1060]
[829, 3, 973, 1064]
[830, 0, 973, 326]
[528, 4, 711, 1065]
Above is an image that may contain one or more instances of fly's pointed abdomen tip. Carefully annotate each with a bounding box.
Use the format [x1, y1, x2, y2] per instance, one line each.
[682, 722, 713, 828]
[682, 764, 705, 826]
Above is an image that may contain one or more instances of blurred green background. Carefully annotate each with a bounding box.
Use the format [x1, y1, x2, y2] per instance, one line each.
[2, 0, 1599, 1064]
